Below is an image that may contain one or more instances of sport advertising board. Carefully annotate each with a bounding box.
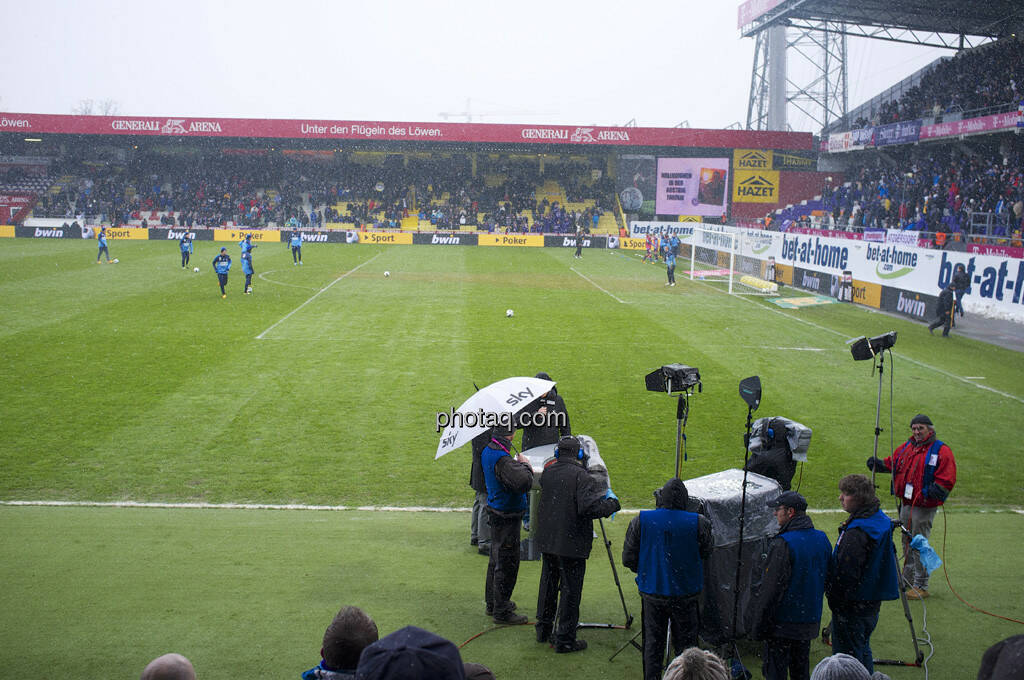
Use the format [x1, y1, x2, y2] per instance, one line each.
[628, 222, 696, 238]
[149, 228, 215, 241]
[0, 112, 813, 150]
[359, 231, 413, 245]
[102, 227, 149, 240]
[685, 226, 1024, 321]
[214, 229, 281, 242]
[412, 232, 478, 246]
[478, 234, 543, 247]
[542, 235, 608, 249]
[732, 170, 780, 204]
[772, 231, 1024, 321]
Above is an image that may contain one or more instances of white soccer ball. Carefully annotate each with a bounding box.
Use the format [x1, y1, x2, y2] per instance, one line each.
[193, 267, 200, 273]
[506, 309, 514, 318]
[384, 271, 390, 278]
[112, 258, 119, 263]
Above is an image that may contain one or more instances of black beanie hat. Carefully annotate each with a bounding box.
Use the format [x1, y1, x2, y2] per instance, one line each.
[556, 436, 580, 457]
[911, 414, 933, 427]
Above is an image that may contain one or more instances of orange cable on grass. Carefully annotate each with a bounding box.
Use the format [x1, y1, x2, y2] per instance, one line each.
[940, 507, 1024, 625]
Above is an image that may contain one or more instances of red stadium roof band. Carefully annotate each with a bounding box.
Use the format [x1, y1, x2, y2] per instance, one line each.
[0, 112, 814, 150]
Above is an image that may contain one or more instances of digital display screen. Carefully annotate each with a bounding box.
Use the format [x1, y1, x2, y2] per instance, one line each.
[655, 157, 730, 216]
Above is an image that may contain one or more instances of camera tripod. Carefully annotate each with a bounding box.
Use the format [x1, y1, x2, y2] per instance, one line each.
[821, 520, 924, 668]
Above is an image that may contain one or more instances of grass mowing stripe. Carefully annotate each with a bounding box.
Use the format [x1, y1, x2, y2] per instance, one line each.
[255, 251, 381, 339]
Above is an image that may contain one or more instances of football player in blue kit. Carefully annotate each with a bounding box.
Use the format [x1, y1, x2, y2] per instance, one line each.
[212, 247, 232, 298]
[180, 233, 193, 268]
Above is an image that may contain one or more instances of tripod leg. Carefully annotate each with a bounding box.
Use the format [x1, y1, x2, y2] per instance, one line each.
[895, 549, 925, 664]
[609, 628, 643, 661]
[599, 518, 633, 629]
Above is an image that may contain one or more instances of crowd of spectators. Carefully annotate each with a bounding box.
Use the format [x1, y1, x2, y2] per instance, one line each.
[30, 153, 613, 233]
[850, 38, 1024, 129]
[814, 146, 1024, 244]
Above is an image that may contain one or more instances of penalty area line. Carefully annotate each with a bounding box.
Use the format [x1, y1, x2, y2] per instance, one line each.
[256, 252, 381, 340]
[571, 267, 628, 304]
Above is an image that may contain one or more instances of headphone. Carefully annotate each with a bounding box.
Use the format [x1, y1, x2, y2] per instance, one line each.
[555, 435, 585, 461]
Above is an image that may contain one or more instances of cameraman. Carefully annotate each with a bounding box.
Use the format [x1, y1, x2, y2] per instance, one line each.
[519, 372, 571, 452]
[534, 436, 620, 654]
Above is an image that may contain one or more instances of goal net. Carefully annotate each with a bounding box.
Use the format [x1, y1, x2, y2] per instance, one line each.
[684, 227, 777, 295]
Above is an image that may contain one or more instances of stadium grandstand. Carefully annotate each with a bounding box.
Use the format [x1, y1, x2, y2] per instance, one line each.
[0, 116, 820, 236]
[739, 0, 1024, 249]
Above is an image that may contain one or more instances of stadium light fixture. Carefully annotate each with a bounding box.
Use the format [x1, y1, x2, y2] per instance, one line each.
[849, 331, 897, 361]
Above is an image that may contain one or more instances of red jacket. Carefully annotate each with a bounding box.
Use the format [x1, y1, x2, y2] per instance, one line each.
[882, 434, 956, 508]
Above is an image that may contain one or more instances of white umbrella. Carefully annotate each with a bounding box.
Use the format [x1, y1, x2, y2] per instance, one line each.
[435, 376, 555, 459]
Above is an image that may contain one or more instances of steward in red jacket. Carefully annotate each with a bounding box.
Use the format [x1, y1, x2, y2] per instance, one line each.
[867, 413, 956, 598]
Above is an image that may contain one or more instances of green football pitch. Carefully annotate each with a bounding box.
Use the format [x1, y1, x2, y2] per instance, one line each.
[2, 238, 1021, 509]
[1, 238, 1022, 679]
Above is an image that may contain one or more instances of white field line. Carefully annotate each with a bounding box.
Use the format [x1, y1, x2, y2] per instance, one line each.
[570, 267, 628, 304]
[257, 269, 319, 290]
[256, 252, 381, 339]
[2, 500, 1022, 515]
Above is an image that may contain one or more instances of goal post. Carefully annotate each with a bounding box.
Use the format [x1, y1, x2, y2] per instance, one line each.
[688, 226, 736, 294]
[684, 226, 777, 295]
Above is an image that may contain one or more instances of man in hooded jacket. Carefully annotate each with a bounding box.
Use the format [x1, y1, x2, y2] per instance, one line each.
[534, 436, 620, 653]
[622, 478, 714, 680]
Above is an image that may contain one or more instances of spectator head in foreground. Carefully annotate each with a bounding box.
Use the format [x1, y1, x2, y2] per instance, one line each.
[462, 662, 496, 680]
[356, 625, 464, 680]
[321, 606, 379, 673]
[661, 647, 729, 680]
[141, 653, 196, 680]
[811, 653, 871, 679]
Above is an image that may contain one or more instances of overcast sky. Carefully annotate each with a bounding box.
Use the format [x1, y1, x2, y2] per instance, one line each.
[0, 0, 955, 132]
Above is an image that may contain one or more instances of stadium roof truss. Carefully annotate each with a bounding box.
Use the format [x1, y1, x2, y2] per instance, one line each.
[743, 0, 1024, 132]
